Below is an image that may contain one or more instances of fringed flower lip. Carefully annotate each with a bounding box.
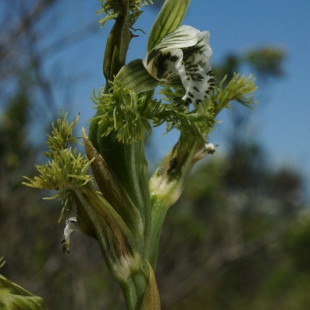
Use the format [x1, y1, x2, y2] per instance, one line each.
[144, 25, 215, 105]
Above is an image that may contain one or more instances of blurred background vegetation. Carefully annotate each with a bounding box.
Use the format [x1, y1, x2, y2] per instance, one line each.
[1, 0, 310, 309]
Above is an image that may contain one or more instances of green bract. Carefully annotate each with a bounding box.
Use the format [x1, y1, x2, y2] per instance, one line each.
[0, 260, 48, 310]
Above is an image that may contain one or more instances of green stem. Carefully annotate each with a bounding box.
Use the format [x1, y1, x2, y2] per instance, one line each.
[138, 136, 152, 260]
[148, 134, 206, 268]
[148, 198, 169, 269]
[120, 268, 150, 310]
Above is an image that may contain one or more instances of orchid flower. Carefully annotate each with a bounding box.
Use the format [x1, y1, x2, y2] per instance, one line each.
[144, 25, 215, 105]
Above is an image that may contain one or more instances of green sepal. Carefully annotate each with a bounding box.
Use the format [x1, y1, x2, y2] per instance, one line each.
[147, 0, 191, 53]
[115, 59, 159, 94]
[82, 128, 144, 247]
[0, 274, 48, 310]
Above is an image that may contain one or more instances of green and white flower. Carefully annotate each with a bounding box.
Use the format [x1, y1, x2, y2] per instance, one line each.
[144, 25, 215, 105]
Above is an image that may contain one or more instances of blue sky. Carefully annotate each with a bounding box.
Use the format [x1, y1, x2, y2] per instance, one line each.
[46, 0, 310, 189]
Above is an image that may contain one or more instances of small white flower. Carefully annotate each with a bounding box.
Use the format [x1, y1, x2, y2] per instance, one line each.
[61, 217, 79, 254]
[144, 25, 215, 105]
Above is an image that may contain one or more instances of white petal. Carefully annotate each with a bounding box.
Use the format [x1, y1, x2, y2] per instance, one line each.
[146, 25, 199, 65]
[181, 31, 215, 105]
[198, 31, 212, 58]
[145, 48, 184, 82]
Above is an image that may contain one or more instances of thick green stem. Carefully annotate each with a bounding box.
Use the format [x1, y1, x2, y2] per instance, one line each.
[120, 262, 161, 310]
[138, 137, 152, 259]
[120, 268, 149, 310]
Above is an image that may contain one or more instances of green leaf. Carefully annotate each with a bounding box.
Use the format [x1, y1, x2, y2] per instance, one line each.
[115, 59, 159, 94]
[0, 275, 48, 310]
[147, 0, 191, 53]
